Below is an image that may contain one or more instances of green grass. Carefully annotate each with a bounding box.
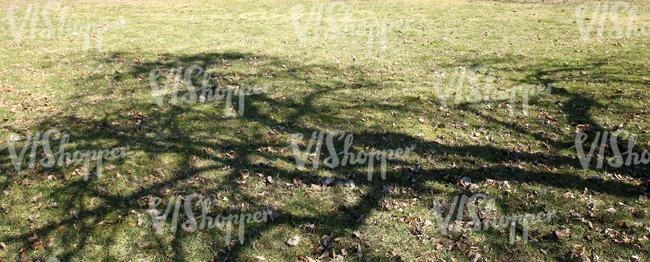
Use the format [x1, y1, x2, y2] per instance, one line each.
[1, 0, 649, 261]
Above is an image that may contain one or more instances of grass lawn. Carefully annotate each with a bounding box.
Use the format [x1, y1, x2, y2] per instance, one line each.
[1, 0, 649, 261]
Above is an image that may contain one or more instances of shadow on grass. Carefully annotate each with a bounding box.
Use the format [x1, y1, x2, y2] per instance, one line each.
[0, 51, 648, 261]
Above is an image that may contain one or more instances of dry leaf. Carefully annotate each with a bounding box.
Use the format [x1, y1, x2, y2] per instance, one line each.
[29, 241, 43, 249]
[31, 192, 43, 202]
[27, 232, 38, 242]
[576, 124, 591, 134]
[29, 203, 42, 211]
[105, 164, 116, 172]
[287, 236, 300, 246]
[555, 230, 569, 237]
[317, 251, 330, 260]
[239, 169, 250, 180]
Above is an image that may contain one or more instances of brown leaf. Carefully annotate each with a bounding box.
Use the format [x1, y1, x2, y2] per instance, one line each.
[105, 164, 116, 172]
[19, 179, 33, 186]
[29, 203, 42, 211]
[239, 169, 249, 180]
[555, 230, 569, 237]
[310, 184, 324, 191]
[317, 251, 330, 260]
[353, 230, 365, 239]
[29, 241, 42, 249]
[287, 236, 300, 246]
[576, 124, 591, 134]
[31, 192, 43, 202]
[27, 232, 38, 243]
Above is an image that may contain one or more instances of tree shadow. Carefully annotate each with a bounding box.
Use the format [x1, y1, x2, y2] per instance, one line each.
[1, 51, 648, 261]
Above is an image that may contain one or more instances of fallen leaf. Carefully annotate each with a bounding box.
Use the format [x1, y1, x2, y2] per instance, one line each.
[27, 232, 38, 243]
[31, 192, 43, 202]
[19, 179, 33, 186]
[318, 251, 330, 260]
[555, 230, 569, 237]
[239, 169, 250, 180]
[105, 164, 116, 172]
[29, 241, 42, 249]
[576, 124, 591, 134]
[287, 236, 300, 246]
[29, 203, 42, 211]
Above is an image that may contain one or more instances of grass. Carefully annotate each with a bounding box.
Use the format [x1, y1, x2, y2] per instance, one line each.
[0, 0, 649, 261]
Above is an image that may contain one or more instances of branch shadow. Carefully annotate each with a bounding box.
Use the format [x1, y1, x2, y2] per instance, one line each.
[1, 51, 648, 261]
